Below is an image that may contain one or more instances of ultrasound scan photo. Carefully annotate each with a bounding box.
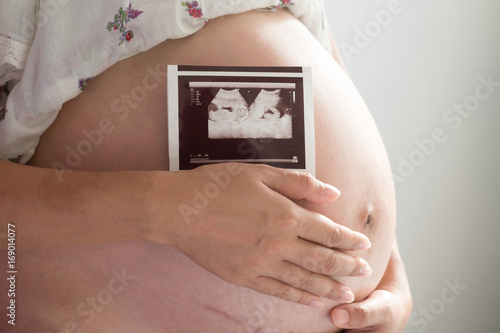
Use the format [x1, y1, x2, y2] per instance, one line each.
[168, 66, 315, 174]
[208, 88, 293, 139]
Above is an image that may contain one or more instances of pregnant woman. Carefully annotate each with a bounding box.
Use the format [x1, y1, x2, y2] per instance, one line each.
[0, 1, 411, 332]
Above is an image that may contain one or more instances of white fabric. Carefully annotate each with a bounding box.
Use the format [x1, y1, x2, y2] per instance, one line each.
[0, 0, 37, 86]
[0, 0, 331, 163]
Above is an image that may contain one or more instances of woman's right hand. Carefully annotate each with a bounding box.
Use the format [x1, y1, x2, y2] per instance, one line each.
[146, 163, 372, 307]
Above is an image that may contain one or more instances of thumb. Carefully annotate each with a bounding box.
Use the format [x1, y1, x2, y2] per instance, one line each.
[262, 166, 341, 203]
[330, 290, 393, 330]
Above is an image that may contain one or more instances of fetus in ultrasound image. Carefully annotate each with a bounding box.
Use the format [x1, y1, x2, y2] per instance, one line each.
[208, 88, 293, 139]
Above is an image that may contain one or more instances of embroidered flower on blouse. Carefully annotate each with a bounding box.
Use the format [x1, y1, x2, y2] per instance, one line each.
[271, 0, 294, 10]
[106, 1, 143, 45]
[0, 107, 7, 121]
[78, 77, 92, 91]
[181, 1, 203, 18]
[8, 155, 22, 163]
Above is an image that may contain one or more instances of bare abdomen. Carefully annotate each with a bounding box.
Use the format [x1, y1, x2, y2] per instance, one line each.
[22, 9, 395, 333]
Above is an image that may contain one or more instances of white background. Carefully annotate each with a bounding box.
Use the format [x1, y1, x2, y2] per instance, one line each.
[325, 1, 500, 332]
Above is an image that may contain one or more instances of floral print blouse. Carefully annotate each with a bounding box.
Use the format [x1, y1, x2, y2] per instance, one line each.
[0, 0, 331, 163]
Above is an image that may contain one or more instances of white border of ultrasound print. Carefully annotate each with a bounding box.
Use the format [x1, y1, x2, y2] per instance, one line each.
[167, 65, 315, 176]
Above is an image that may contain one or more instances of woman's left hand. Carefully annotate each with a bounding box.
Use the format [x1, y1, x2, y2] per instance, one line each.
[330, 242, 412, 332]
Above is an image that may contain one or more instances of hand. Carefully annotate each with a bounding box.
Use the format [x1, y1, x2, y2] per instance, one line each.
[153, 163, 373, 307]
[330, 242, 412, 332]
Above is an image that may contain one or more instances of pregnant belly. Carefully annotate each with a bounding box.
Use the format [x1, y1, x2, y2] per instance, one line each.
[24, 9, 395, 333]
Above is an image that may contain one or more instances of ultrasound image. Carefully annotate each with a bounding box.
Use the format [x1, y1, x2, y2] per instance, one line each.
[208, 88, 293, 139]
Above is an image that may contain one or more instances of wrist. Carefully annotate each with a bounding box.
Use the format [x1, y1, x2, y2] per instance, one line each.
[131, 170, 183, 247]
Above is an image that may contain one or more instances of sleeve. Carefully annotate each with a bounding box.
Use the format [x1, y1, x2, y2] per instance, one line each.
[0, 0, 38, 86]
[0, 0, 38, 163]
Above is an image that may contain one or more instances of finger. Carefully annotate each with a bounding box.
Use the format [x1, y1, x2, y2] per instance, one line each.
[272, 261, 356, 303]
[261, 166, 341, 203]
[298, 211, 371, 250]
[287, 238, 372, 277]
[331, 290, 393, 329]
[251, 275, 324, 308]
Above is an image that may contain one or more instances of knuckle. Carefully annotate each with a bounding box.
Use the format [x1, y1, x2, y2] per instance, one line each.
[326, 227, 342, 246]
[261, 236, 287, 255]
[296, 293, 307, 305]
[323, 254, 341, 273]
[247, 256, 265, 270]
[298, 171, 316, 194]
[325, 285, 341, 300]
[258, 164, 277, 180]
[237, 164, 254, 178]
[380, 297, 395, 324]
[385, 306, 395, 324]
[297, 273, 317, 290]
[273, 285, 293, 300]
[358, 304, 372, 321]
[272, 210, 299, 229]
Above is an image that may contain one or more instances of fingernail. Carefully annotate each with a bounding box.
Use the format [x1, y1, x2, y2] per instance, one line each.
[359, 239, 371, 250]
[333, 309, 349, 325]
[309, 298, 324, 308]
[359, 264, 372, 277]
[340, 289, 354, 303]
[324, 184, 341, 197]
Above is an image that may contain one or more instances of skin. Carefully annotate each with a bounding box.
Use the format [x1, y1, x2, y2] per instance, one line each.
[333, 243, 412, 332]
[0, 9, 411, 332]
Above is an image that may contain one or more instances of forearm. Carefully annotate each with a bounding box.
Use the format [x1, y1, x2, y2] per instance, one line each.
[0, 160, 163, 249]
